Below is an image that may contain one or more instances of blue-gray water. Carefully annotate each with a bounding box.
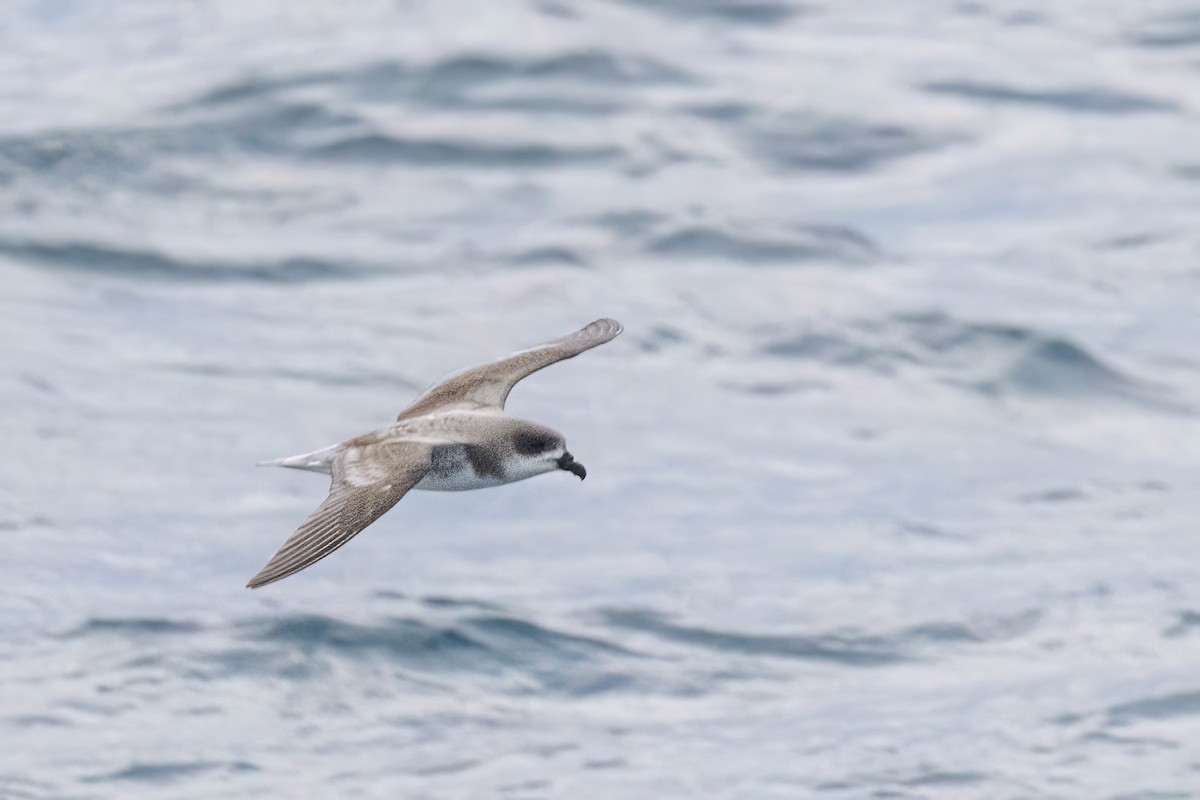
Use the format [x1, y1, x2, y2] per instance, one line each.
[4, 1, 1200, 797]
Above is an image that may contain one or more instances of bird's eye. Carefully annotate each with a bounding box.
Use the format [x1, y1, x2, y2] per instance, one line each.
[515, 434, 553, 455]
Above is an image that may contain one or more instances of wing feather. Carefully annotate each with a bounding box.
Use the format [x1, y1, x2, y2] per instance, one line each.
[397, 318, 622, 421]
[246, 442, 430, 588]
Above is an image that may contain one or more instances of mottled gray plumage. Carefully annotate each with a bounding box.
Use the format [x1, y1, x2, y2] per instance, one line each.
[247, 318, 622, 589]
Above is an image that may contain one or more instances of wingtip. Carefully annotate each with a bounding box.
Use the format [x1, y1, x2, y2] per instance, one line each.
[588, 317, 623, 338]
[245, 564, 289, 589]
[245, 567, 277, 589]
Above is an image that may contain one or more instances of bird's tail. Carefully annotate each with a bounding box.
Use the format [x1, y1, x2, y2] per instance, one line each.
[257, 444, 338, 474]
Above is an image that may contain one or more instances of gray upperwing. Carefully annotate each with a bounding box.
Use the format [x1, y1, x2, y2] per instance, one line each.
[246, 441, 431, 589]
[397, 318, 623, 422]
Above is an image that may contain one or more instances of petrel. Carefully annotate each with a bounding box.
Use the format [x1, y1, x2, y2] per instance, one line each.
[247, 318, 623, 588]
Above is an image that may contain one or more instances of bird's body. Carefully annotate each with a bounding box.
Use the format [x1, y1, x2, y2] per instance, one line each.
[247, 319, 622, 589]
[268, 411, 571, 490]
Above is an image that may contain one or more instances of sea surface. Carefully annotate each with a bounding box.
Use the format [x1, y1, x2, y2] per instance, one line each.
[4, 1, 1200, 797]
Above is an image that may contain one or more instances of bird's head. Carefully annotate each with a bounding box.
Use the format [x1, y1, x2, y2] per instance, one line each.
[508, 425, 586, 481]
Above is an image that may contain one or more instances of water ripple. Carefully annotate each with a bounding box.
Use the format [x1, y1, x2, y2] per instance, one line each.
[237, 613, 493, 661]
[1129, 12, 1200, 48]
[49, 611, 646, 699]
[646, 223, 876, 264]
[760, 312, 1181, 408]
[307, 133, 622, 167]
[921, 80, 1177, 114]
[688, 103, 956, 172]
[83, 761, 259, 785]
[152, 363, 420, 390]
[502, 245, 590, 268]
[227, 612, 641, 696]
[603, 607, 1042, 665]
[604, 609, 905, 665]
[0, 240, 366, 284]
[1162, 610, 1200, 638]
[1107, 690, 1200, 724]
[614, 0, 800, 25]
[61, 618, 205, 638]
[188, 49, 693, 114]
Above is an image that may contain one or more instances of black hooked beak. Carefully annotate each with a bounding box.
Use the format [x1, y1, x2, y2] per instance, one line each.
[556, 452, 586, 480]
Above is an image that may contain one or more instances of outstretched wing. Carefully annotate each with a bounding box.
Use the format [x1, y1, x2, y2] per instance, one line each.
[246, 442, 431, 589]
[397, 318, 623, 421]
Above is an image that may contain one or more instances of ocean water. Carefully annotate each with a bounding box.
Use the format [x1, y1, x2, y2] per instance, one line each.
[4, 0, 1200, 797]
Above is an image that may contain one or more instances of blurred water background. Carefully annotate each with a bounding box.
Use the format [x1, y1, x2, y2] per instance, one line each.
[4, 0, 1200, 797]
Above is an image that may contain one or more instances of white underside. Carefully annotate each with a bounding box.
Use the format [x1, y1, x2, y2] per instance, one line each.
[413, 470, 506, 492]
